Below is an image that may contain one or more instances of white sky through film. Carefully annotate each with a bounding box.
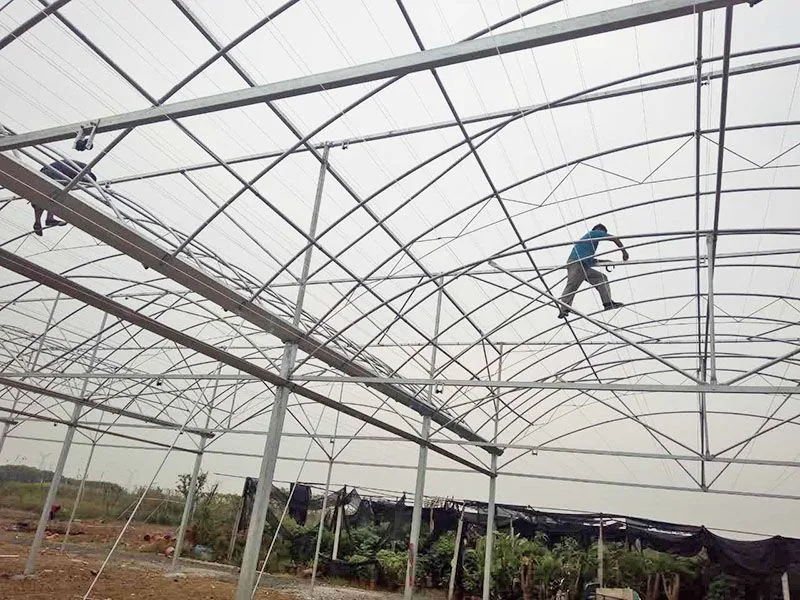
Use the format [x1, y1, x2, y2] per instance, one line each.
[0, 0, 799, 539]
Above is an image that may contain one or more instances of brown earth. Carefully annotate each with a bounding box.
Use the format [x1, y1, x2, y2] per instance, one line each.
[0, 539, 296, 600]
[0, 513, 295, 600]
[0, 514, 407, 600]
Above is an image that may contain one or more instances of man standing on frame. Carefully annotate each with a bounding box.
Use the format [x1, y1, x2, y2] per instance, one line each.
[557, 223, 629, 319]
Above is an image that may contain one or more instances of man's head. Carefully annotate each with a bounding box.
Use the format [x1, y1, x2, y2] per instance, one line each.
[592, 223, 608, 233]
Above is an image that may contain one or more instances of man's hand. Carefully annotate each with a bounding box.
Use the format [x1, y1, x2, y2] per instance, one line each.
[621, 249, 630, 261]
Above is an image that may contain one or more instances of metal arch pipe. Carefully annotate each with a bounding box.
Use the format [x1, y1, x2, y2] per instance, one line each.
[9, 284, 796, 458]
[0, 155, 498, 453]
[2, 281, 251, 429]
[291, 116, 800, 321]
[0, 376, 212, 436]
[9, 351, 798, 388]
[271, 77, 800, 312]
[0, 406, 200, 453]
[301, 225, 800, 386]
[6, 4, 776, 418]
[0, 247, 496, 475]
[366, 253, 800, 387]
[285, 148, 800, 371]
[4, 137, 792, 398]
[476, 286, 800, 390]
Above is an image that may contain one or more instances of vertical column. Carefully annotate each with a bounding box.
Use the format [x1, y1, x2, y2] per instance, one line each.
[447, 503, 465, 600]
[482, 345, 503, 600]
[171, 437, 208, 569]
[701, 233, 717, 491]
[694, 10, 708, 493]
[706, 234, 718, 384]
[310, 458, 334, 596]
[172, 375, 219, 570]
[25, 312, 108, 575]
[782, 572, 790, 600]
[482, 463, 497, 600]
[331, 493, 344, 560]
[310, 407, 340, 597]
[235, 144, 329, 600]
[227, 493, 245, 563]
[60, 441, 96, 551]
[404, 416, 431, 599]
[598, 516, 604, 587]
[404, 276, 444, 600]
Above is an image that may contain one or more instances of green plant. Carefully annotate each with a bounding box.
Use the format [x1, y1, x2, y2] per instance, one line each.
[176, 471, 208, 500]
[706, 574, 745, 600]
[425, 532, 455, 588]
[376, 549, 407, 588]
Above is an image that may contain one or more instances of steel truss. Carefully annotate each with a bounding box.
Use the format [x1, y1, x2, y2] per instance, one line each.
[0, 0, 797, 597]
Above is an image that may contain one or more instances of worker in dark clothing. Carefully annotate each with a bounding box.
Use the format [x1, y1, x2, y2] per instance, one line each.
[557, 223, 629, 319]
[32, 159, 97, 235]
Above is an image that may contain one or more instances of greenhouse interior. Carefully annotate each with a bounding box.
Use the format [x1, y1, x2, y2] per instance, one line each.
[0, 0, 799, 599]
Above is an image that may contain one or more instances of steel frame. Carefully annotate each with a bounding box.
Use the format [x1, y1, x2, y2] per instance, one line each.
[0, 0, 797, 586]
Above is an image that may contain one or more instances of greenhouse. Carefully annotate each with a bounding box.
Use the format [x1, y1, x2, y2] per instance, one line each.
[0, 0, 798, 599]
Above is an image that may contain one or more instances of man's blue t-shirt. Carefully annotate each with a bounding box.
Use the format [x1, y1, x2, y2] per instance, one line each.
[567, 229, 610, 267]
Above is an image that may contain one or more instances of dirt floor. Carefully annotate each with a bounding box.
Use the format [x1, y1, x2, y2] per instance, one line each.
[0, 540, 299, 599]
[0, 513, 410, 600]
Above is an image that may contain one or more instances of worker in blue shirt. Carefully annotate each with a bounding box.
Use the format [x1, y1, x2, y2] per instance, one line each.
[557, 223, 629, 319]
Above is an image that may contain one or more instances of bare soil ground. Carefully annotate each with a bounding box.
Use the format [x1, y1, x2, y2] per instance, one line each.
[0, 540, 297, 599]
[0, 514, 413, 600]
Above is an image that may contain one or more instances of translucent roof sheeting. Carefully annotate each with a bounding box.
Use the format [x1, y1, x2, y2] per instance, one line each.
[1, 0, 799, 534]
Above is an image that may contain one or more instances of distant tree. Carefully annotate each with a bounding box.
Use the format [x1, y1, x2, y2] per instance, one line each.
[176, 471, 208, 500]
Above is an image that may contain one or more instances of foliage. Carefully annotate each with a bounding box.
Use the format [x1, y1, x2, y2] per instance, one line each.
[376, 549, 407, 588]
[339, 523, 388, 558]
[176, 471, 208, 500]
[0, 476, 181, 523]
[189, 486, 240, 561]
[279, 516, 333, 566]
[425, 532, 456, 588]
[705, 574, 746, 600]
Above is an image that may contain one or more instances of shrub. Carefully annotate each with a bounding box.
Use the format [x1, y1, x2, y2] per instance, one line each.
[376, 549, 407, 588]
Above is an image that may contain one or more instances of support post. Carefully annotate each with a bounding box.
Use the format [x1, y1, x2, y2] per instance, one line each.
[60, 441, 96, 551]
[404, 416, 431, 599]
[173, 374, 219, 570]
[227, 492, 245, 563]
[24, 403, 80, 574]
[447, 503, 465, 600]
[706, 234, 718, 384]
[482, 462, 497, 600]
[331, 493, 343, 560]
[404, 275, 444, 600]
[782, 572, 790, 600]
[598, 516, 604, 587]
[482, 344, 503, 600]
[171, 436, 207, 570]
[310, 458, 334, 596]
[235, 145, 328, 600]
[24, 312, 107, 575]
[694, 11, 709, 493]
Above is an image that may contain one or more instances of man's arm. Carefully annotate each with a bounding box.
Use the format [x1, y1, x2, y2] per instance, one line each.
[605, 235, 630, 261]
